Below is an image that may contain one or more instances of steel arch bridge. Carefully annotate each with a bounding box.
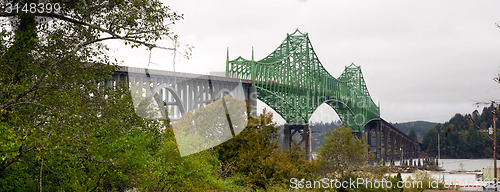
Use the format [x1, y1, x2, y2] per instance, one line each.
[226, 29, 380, 131]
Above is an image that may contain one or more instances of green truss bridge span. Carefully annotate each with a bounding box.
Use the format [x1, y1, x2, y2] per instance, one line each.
[226, 29, 380, 131]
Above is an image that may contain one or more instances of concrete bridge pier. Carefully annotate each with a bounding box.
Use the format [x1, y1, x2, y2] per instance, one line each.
[364, 120, 382, 160]
[283, 123, 312, 161]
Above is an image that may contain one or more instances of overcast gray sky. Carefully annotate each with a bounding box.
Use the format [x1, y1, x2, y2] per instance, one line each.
[108, 0, 500, 124]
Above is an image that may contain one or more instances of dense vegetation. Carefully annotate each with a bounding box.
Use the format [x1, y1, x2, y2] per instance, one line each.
[214, 110, 316, 190]
[311, 121, 340, 152]
[422, 106, 498, 158]
[316, 126, 372, 176]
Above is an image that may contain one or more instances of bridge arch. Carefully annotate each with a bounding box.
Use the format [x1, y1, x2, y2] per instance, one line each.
[256, 87, 309, 122]
[226, 29, 380, 130]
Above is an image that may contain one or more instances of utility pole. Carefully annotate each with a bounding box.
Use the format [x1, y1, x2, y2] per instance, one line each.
[468, 103, 499, 191]
[400, 144, 403, 166]
[438, 133, 440, 161]
[494, 105, 497, 192]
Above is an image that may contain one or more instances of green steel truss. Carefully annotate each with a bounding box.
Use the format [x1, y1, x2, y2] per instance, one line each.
[226, 29, 380, 130]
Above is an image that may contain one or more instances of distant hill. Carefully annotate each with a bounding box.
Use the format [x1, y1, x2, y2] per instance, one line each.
[391, 121, 438, 142]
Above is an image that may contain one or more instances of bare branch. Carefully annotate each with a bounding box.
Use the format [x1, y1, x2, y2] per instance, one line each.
[494, 73, 500, 84]
[0, 146, 35, 174]
[1, 101, 50, 109]
[76, 36, 118, 51]
[1, 12, 160, 48]
[465, 116, 497, 144]
[37, 12, 158, 48]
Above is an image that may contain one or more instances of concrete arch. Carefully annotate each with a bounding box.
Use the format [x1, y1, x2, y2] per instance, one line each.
[147, 84, 185, 115]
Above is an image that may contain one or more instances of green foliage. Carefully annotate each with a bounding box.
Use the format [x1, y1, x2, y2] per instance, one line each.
[214, 109, 317, 190]
[407, 129, 417, 142]
[0, 84, 165, 191]
[135, 127, 240, 191]
[422, 106, 497, 158]
[316, 126, 372, 177]
[310, 121, 340, 152]
[392, 172, 404, 192]
[0, 80, 239, 191]
[0, 0, 238, 191]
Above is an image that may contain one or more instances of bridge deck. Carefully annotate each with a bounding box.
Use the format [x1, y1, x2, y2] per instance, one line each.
[118, 66, 252, 83]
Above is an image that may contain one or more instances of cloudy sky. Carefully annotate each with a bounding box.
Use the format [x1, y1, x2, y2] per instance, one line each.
[108, 0, 500, 124]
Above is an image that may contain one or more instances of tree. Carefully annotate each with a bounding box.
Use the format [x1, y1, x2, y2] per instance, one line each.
[421, 128, 438, 157]
[0, 0, 186, 190]
[214, 109, 316, 190]
[316, 126, 372, 177]
[0, 82, 171, 190]
[133, 125, 240, 191]
[408, 128, 417, 141]
[422, 108, 493, 158]
[472, 109, 480, 120]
